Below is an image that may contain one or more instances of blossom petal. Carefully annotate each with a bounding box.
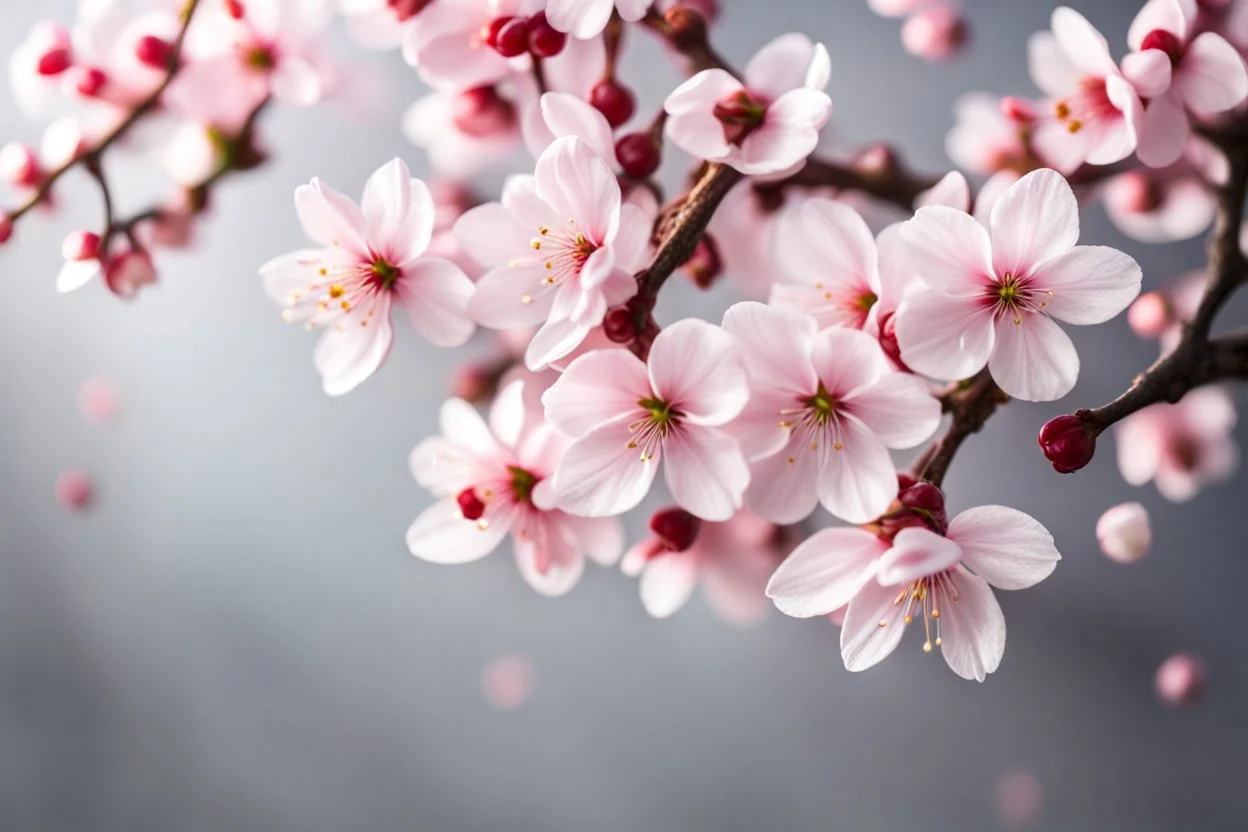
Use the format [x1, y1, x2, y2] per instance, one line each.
[816, 415, 897, 524]
[312, 313, 394, 396]
[775, 197, 878, 296]
[1121, 49, 1173, 100]
[525, 316, 593, 371]
[542, 349, 650, 437]
[1032, 246, 1142, 325]
[737, 89, 830, 174]
[989, 313, 1079, 402]
[396, 257, 475, 347]
[361, 158, 413, 256]
[843, 372, 941, 448]
[938, 568, 1006, 682]
[452, 202, 533, 269]
[1136, 93, 1190, 169]
[766, 527, 887, 618]
[900, 205, 994, 296]
[551, 424, 658, 516]
[545, 0, 613, 38]
[989, 168, 1080, 280]
[640, 550, 699, 618]
[540, 91, 616, 163]
[406, 498, 511, 564]
[840, 577, 909, 673]
[894, 290, 996, 381]
[534, 135, 620, 245]
[295, 179, 368, 256]
[875, 526, 962, 587]
[439, 397, 499, 458]
[1051, 7, 1115, 78]
[722, 302, 818, 396]
[648, 319, 750, 426]
[1175, 32, 1248, 116]
[947, 505, 1060, 590]
[745, 430, 821, 524]
[745, 33, 817, 99]
[1027, 31, 1080, 98]
[467, 265, 555, 329]
[561, 514, 624, 566]
[1127, 0, 1190, 51]
[513, 518, 585, 598]
[663, 427, 750, 522]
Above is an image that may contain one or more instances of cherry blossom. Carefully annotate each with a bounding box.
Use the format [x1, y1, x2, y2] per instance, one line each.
[261, 158, 475, 395]
[456, 136, 649, 370]
[1103, 165, 1215, 243]
[894, 168, 1142, 401]
[545, 0, 649, 40]
[1123, 0, 1248, 168]
[408, 381, 623, 596]
[664, 33, 831, 174]
[403, 87, 522, 179]
[768, 502, 1060, 681]
[723, 303, 940, 524]
[1027, 7, 1143, 172]
[402, 0, 536, 90]
[946, 92, 1041, 178]
[1115, 385, 1239, 501]
[542, 319, 750, 521]
[1096, 501, 1152, 563]
[1155, 652, 1206, 705]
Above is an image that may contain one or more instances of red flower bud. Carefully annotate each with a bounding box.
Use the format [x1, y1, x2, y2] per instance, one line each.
[899, 481, 945, 514]
[134, 35, 174, 70]
[1038, 413, 1096, 473]
[649, 507, 702, 552]
[526, 13, 567, 58]
[37, 46, 72, 76]
[614, 131, 661, 178]
[62, 230, 101, 262]
[457, 487, 486, 521]
[602, 306, 636, 343]
[590, 79, 636, 128]
[74, 66, 108, 97]
[1140, 29, 1183, 64]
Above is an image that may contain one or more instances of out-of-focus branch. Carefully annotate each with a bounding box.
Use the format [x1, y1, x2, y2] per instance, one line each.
[640, 7, 735, 77]
[754, 153, 940, 212]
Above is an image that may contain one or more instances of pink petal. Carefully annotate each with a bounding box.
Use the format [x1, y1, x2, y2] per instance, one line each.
[501, 175, 557, 232]
[453, 202, 533, 268]
[766, 527, 887, 617]
[894, 289, 996, 381]
[1175, 32, 1248, 115]
[900, 205, 994, 296]
[745, 33, 817, 100]
[271, 56, 322, 106]
[1127, 0, 1190, 50]
[843, 372, 941, 449]
[313, 313, 394, 396]
[875, 527, 962, 586]
[1136, 94, 1190, 168]
[639, 550, 699, 618]
[989, 169, 1079, 280]
[406, 498, 512, 563]
[395, 257, 475, 347]
[1051, 7, 1115, 78]
[467, 265, 555, 329]
[1032, 245, 1142, 326]
[917, 171, 971, 212]
[810, 327, 890, 396]
[947, 505, 1060, 590]
[737, 89, 829, 174]
[648, 319, 749, 426]
[612, 203, 652, 273]
[662, 427, 750, 522]
[525, 316, 593, 371]
[560, 514, 625, 566]
[534, 136, 620, 245]
[745, 430, 822, 523]
[722, 302, 818, 396]
[542, 348, 650, 437]
[539, 92, 616, 163]
[545, 0, 613, 38]
[938, 567, 1006, 682]
[551, 423, 659, 516]
[1121, 49, 1173, 100]
[295, 179, 369, 257]
[487, 380, 527, 449]
[988, 313, 1079, 402]
[514, 525, 585, 597]
[840, 576, 909, 672]
[664, 68, 741, 116]
[1086, 77, 1142, 166]
[816, 415, 897, 524]
[1027, 32, 1081, 98]
[774, 197, 879, 297]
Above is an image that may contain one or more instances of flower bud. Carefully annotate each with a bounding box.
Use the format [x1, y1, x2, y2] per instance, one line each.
[37, 45, 72, 76]
[134, 35, 174, 70]
[457, 487, 486, 520]
[1096, 502, 1151, 563]
[492, 17, 527, 56]
[853, 144, 897, 176]
[615, 132, 661, 178]
[73, 66, 108, 97]
[899, 481, 945, 514]
[901, 5, 969, 63]
[1038, 413, 1096, 473]
[1114, 169, 1162, 214]
[602, 306, 636, 343]
[1140, 29, 1183, 64]
[55, 469, 94, 510]
[682, 235, 722, 289]
[999, 95, 1035, 123]
[224, 0, 246, 20]
[590, 79, 636, 128]
[1155, 653, 1205, 706]
[104, 249, 158, 299]
[649, 507, 702, 552]
[526, 13, 567, 58]
[1127, 291, 1171, 339]
[664, 6, 709, 50]
[481, 16, 513, 50]
[0, 213, 12, 245]
[0, 142, 42, 188]
[61, 230, 101, 262]
[452, 86, 516, 137]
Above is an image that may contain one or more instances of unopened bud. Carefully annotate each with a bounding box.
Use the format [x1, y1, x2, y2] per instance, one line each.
[1038, 413, 1097, 473]
[37, 45, 72, 76]
[134, 35, 174, 70]
[649, 507, 702, 552]
[389, 0, 434, 22]
[1155, 653, 1205, 706]
[999, 95, 1035, 123]
[104, 249, 158, 299]
[615, 131, 661, 178]
[61, 230, 101, 262]
[452, 86, 516, 138]
[602, 306, 636, 343]
[853, 144, 897, 176]
[590, 79, 636, 128]
[0, 142, 42, 188]
[901, 5, 969, 63]
[74, 66, 108, 97]
[1096, 502, 1151, 564]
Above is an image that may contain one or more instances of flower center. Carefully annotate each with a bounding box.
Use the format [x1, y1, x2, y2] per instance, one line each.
[882, 570, 961, 654]
[628, 396, 682, 461]
[777, 380, 848, 462]
[713, 89, 769, 145]
[513, 222, 599, 305]
[507, 465, 538, 504]
[370, 256, 399, 290]
[987, 272, 1053, 324]
[243, 43, 275, 70]
[1053, 77, 1115, 134]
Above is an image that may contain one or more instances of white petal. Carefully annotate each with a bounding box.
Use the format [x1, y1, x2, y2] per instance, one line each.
[295, 179, 368, 257]
[766, 527, 887, 618]
[989, 168, 1080, 280]
[396, 257, 475, 347]
[540, 92, 616, 164]
[1032, 246, 1142, 326]
[721, 301, 819, 397]
[988, 313, 1079, 402]
[900, 205, 994, 296]
[938, 568, 1006, 682]
[313, 313, 394, 396]
[639, 550, 699, 618]
[648, 319, 750, 426]
[1175, 32, 1248, 116]
[745, 33, 816, 100]
[816, 415, 898, 524]
[843, 372, 942, 449]
[542, 349, 650, 438]
[745, 430, 822, 524]
[810, 327, 890, 397]
[663, 427, 750, 522]
[550, 423, 658, 516]
[406, 498, 511, 564]
[534, 135, 620, 245]
[947, 505, 1060, 590]
[894, 289, 996, 381]
[875, 526, 962, 587]
[840, 577, 909, 673]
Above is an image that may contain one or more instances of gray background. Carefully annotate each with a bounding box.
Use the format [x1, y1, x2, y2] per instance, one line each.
[1, 0, 1245, 829]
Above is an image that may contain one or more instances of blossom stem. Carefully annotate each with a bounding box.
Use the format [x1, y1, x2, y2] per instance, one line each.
[912, 370, 1008, 487]
[3, 0, 203, 226]
[753, 154, 939, 212]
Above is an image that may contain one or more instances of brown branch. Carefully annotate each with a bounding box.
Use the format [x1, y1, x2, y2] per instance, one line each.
[911, 370, 1009, 487]
[640, 7, 735, 77]
[3, 0, 203, 225]
[754, 153, 940, 213]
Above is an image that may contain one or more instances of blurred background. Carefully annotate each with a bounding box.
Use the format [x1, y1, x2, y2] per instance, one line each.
[1, 0, 1245, 829]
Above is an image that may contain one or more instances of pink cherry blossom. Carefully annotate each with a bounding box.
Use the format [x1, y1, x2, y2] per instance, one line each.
[522, 91, 618, 166]
[894, 168, 1142, 401]
[341, 0, 423, 51]
[767, 504, 1060, 681]
[408, 381, 623, 596]
[261, 158, 475, 396]
[1027, 7, 1143, 173]
[664, 33, 832, 175]
[544, 0, 649, 39]
[8, 21, 72, 120]
[1096, 501, 1152, 563]
[542, 319, 750, 521]
[403, 87, 522, 179]
[723, 303, 940, 524]
[1103, 166, 1215, 244]
[946, 92, 1041, 177]
[621, 509, 782, 624]
[900, 4, 968, 63]
[402, 0, 538, 90]
[1123, 0, 1248, 168]
[1115, 385, 1239, 501]
[56, 468, 95, 510]
[456, 136, 649, 370]
[1155, 652, 1206, 705]
[704, 181, 784, 299]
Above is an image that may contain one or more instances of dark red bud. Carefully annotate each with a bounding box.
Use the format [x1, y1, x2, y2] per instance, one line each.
[493, 18, 529, 57]
[896, 473, 917, 492]
[589, 79, 636, 128]
[525, 13, 566, 58]
[1140, 28, 1184, 64]
[614, 131, 661, 178]
[37, 47, 72, 76]
[1038, 413, 1097, 474]
[480, 16, 513, 49]
[602, 307, 636, 343]
[452, 86, 516, 137]
[457, 487, 486, 521]
[899, 482, 945, 514]
[650, 507, 702, 552]
[134, 35, 174, 70]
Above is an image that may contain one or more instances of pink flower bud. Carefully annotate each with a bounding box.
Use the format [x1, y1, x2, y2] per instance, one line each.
[602, 306, 636, 343]
[649, 507, 702, 552]
[0, 213, 12, 245]
[61, 230, 101, 262]
[1155, 653, 1205, 706]
[1140, 28, 1184, 64]
[901, 5, 969, 62]
[0, 142, 42, 188]
[1038, 414, 1096, 473]
[73, 66, 108, 97]
[452, 86, 516, 137]
[79, 376, 119, 424]
[1127, 291, 1171, 339]
[55, 469, 94, 510]
[37, 45, 72, 76]
[1114, 169, 1162, 214]
[457, 487, 486, 520]
[1096, 502, 1151, 563]
[134, 35, 174, 69]
[999, 95, 1035, 123]
[103, 250, 158, 299]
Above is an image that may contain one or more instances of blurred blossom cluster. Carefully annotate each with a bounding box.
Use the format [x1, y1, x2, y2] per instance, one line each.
[4, 0, 1248, 694]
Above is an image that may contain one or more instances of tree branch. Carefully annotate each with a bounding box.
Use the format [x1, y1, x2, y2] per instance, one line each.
[912, 371, 1009, 487]
[753, 153, 940, 213]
